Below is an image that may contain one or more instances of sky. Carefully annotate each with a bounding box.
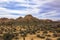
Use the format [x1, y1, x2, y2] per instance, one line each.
[0, 0, 60, 20]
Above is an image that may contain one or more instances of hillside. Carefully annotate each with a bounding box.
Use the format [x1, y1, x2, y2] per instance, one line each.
[0, 14, 60, 40]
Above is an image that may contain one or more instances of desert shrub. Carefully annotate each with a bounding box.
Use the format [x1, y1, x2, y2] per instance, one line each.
[43, 31, 48, 34]
[46, 35, 51, 37]
[31, 38, 33, 40]
[53, 33, 57, 37]
[43, 31, 48, 36]
[37, 34, 45, 39]
[29, 31, 36, 35]
[20, 30, 27, 40]
[0, 36, 3, 40]
[14, 37, 19, 40]
[46, 38, 52, 40]
[57, 38, 60, 40]
[3, 33, 14, 40]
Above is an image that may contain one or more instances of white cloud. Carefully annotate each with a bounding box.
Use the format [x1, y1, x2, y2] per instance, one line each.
[34, 11, 60, 21]
[0, 0, 53, 15]
[40, 11, 57, 17]
[0, 7, 26, 15]
[0, 0, 60, 20]
[0, 7, 40, 15]
[0, 15, 20, 19]
[0, 0, 26, 2]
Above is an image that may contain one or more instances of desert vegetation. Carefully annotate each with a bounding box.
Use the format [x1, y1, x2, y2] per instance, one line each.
[0, 14, 60, 40]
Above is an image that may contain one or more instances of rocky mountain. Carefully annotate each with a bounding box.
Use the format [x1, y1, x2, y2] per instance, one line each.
[16, 17, 23, 22]
[0, 14, 59, 24]
[15, 14, 40, 23]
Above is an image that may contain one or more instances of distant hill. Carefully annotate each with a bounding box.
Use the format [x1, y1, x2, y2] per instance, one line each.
[0, 14, 59, 26]
[0, 14, 60, 33]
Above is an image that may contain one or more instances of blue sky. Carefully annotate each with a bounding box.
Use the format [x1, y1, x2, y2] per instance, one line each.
[0, 0, 60, 20]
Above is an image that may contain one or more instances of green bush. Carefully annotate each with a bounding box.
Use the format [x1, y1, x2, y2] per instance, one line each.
[3, 33, 14, 40]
